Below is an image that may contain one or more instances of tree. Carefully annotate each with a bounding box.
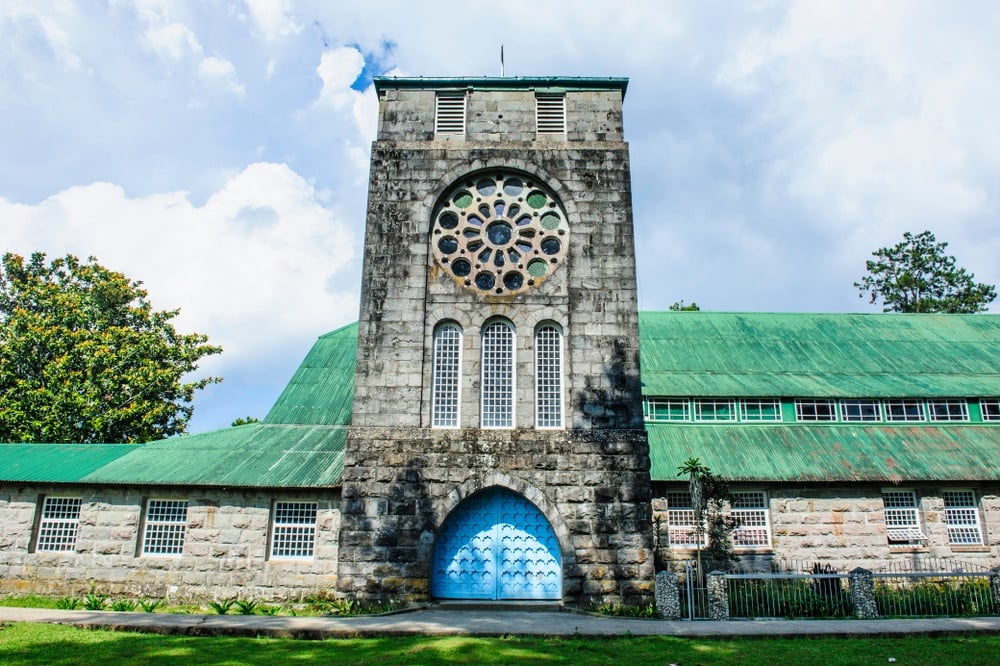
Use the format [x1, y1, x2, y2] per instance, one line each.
[0, 252, 221, 443]
[231, 416, 260, 427]
[855, 230, 996, 313]
[669, 300, 701, 311]
[675, 457, 738, 571]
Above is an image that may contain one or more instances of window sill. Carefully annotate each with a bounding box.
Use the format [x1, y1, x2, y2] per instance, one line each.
[949, 545, 990, 553]
[887, 545, 929, 553]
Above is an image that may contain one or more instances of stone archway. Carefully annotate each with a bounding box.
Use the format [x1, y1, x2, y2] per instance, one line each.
[431, 486, 562, 600]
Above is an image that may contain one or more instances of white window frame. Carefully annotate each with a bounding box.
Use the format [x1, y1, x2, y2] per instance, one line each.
[141, 499, 188, 556]
[731, 491, 771, 548]
[534, 324, 564, 429]
[942, 490, 984, 545]
[665, 491, 707, 548]
[882, 489, 926, 545]
[981, 399, 1000, 422]
[481, 319, 515, 429]
[693, 398, 737, 422]
[884, 399, 925, 422]
[795, 399, 837, 422]
[535, 93, 566, 137]
[34, 496, 82, 552]
[840, 399, 881, 422]
[435, 92, 466, 136]
[431, 323, 463, 428]
[740, 398, 782, 422]
[926, 399, 969, 422]
[644, 398, 690, 422]
[270, 501, 317, 560]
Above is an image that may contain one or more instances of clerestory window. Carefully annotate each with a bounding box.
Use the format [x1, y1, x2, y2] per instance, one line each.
[481, 320, 515, 428]
[431, 323, 462, 428]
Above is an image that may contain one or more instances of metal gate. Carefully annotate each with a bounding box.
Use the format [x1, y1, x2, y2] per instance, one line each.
[432, 487, 562, 600]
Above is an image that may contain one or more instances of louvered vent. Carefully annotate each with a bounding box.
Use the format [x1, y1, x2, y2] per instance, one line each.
[435, 93, 466, 136]
[536, 94, 566, 136]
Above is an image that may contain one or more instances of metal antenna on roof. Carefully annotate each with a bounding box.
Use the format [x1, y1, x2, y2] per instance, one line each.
[500, 44, 505, 77]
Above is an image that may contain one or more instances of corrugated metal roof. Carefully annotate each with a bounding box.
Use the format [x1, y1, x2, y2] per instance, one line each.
[0, 443, 135, 483]
[80, 424, 345, 488]
[648, 423, 1000, 483]
[264, 322, 357, 426]
[639, 312, 1000, 397]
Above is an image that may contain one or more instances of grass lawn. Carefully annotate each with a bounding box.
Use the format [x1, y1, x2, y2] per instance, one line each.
[1, 623, 999, 665]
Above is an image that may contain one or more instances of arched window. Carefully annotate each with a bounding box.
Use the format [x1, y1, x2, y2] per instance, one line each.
[481, 320, 515, 428]
[431, 323, 462, 428]
[535, 324, 564, 428]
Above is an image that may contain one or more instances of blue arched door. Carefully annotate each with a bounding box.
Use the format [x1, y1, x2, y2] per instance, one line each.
[432, 487, 562, 600]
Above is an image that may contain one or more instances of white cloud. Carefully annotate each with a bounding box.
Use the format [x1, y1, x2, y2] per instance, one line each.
[314, 46, 378, 143]
[198, 56, 246, 97]
[244, 0, 300, 41]
[144, 21, 202, 61]
[1, 163, 357, 363]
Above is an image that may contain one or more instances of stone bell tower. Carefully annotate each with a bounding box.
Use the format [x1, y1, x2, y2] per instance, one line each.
[337, 76, 653, 605]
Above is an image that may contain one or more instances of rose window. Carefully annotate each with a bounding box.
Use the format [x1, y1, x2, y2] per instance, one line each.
[431, 172, 568, 295]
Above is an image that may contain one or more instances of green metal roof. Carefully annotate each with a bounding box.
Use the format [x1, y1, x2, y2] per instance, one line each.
[264, 322, 356, 426]
[648, 423, 1000, 483]
[80, 424, 345, 488]
[0, 443, 135, 483]
[374, 76, 628, 97]
[639, 312, 1000, 398]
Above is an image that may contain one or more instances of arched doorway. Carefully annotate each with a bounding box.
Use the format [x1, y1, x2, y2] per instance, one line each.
[432, 487, 562, 600]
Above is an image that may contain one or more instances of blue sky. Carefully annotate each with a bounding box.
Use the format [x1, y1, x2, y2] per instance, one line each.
[3, 1, 999, 433]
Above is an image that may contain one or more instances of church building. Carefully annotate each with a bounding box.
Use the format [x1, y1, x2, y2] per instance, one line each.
[1, 77, 997, 606]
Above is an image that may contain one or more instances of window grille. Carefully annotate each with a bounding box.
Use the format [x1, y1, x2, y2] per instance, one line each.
[942, 490, 983, 545]
[481, 320, 515, 428]
[435, 92, 466, 136]
[665, 491, 706, 547]
[926, 399, 969, 422]
[883, 490, 925, 545]
[840, 399, 881, 422]
[740, 398, 782, 422]
[270, 501, 317, 559]
[142, 499, 188, 556]
[35, 497, 82, 552]
[431, 324, 462, 428]
[981, 399, 1000, 422]
[534, 325, 563, 429]
[731, 492, 770, 548]
[795, 399, 837, 421]
[535, 94, 566, 136]
[644, 398, 689, 422]
[884, 399, 924, 422]
[693, 398, 737, 422]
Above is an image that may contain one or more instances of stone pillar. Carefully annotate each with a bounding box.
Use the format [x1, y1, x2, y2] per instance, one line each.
[990, 567, 1000, 607]
[654, 571, 680, 620]
[707, 570, 729, 620]
[849, 567, 879, 619]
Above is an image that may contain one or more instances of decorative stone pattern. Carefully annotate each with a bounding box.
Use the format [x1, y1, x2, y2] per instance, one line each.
[0, 486, 340, 601]
[654, 570, 680, 619]
[342, 80, 652, 606]
[706, 571, 729, 620]
[849, 567, 879, 619]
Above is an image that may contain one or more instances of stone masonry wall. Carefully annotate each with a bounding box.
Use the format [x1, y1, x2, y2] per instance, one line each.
[0, 485, 340, 601]
[337, 428, 654, 605]
[653, 483, 1000, 569]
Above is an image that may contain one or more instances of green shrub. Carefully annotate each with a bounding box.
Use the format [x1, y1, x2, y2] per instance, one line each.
[111, 599, 137, 612]
[209, 599, 235, 615]
[138, 598, 162, 613]
[234, 599, 259, 615]
[55, 597, 80, 610]
[82, 593, 107, 611]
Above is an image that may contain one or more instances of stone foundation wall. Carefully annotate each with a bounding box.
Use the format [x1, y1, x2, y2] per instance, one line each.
[0, 485, 340, 602]
[337, 427, 654, 606]
[653, 483, 1000, 569]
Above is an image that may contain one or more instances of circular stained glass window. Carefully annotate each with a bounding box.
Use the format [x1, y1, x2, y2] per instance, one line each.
[430, 172, 569, 295]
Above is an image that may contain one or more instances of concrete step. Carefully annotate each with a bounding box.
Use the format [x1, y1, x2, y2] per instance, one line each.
[434, 600, 564, 612]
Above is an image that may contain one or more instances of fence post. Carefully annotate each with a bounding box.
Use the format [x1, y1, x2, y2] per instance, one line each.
[991, 567, 1000, 607]
[849, 567, 878, 619]
[707, 570, 729, 620]
[655, 571, 681, 620]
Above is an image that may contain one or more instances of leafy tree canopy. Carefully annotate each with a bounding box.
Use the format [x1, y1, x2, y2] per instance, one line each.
[669, 300, 701, 311]
[855, 230, 996, 313]
[0, 252, 222, 443]
[231, 416, 260, 427]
